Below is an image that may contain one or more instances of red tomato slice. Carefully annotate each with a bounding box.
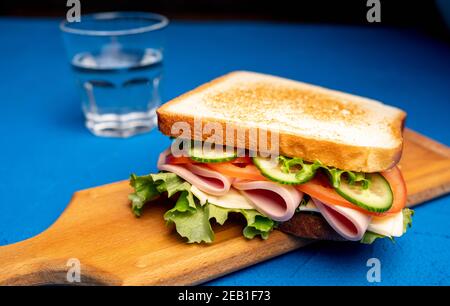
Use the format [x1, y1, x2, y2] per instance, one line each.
[165, 154, 193, 164]
[231, 156, 253, 164]
[205, 162, 267, 181]
[380, 166, 407, 214]
[296, 166, 406, 216]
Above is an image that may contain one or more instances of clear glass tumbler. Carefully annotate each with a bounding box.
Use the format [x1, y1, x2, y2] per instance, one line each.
[60, 12, 169, 137]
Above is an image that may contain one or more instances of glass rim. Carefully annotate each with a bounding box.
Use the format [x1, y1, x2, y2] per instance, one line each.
[59, 11, 169, 36]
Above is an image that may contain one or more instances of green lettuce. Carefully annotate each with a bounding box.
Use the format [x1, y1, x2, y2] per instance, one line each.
[402, 207, 414, 233]
[360, 208, 414, 244]
[129, 172, 275, 243]
[207, 204, 231, 225]
[326, 168, 370, 189]
[128, 172, 193, 216]
[207, 205, 275, 239]
[240, 209, 275, 239]
[128, 174, 161, 216]
[277, 155, 370, 189]
[360, 231, 391, 244]
[164, 195, 214, 243]
[278, 156, 322, 183]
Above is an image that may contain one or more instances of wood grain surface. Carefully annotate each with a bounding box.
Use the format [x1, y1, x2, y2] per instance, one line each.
[0, 128, 449, 286]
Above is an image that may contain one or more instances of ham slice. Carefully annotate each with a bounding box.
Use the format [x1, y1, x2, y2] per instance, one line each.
[312, 198, 372, 241]
[232, 179, 303, 221]
[157, 149, 233, 196]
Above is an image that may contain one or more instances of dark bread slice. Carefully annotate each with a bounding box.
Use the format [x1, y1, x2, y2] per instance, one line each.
[278, 212, 347, 241]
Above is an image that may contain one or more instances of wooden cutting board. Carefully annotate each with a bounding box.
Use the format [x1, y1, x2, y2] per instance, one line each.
[0, 129, 449, 286]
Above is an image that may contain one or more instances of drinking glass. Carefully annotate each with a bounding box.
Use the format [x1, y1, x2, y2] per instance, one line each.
[60, 12, 169, 137]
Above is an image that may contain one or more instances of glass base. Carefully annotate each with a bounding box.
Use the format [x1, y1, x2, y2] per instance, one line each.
[85, 111, 157, 138]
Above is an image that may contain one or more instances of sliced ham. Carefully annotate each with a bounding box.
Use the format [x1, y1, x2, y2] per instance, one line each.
[232, 179, 303, 221]
[312, 198, 372, 241]
[157, 149, 233, 196]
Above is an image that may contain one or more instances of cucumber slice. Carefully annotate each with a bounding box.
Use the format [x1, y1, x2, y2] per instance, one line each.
[252, 157, 312, 185]
[189, 144, 237, 163]
[335, 173, 393, 213]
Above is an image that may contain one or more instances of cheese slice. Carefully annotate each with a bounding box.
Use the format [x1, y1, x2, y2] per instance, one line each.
[368, 211, 404, 237]
[190, 185, 255, 210]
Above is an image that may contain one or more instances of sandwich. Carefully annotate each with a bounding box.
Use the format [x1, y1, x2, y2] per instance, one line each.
[129, 71, 413, 244]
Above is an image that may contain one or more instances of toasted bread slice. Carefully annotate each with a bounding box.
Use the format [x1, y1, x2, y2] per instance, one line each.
[157, 71, 406, 172]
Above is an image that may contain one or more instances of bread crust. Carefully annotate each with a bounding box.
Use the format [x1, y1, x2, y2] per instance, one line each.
[157, 71, 406, 172]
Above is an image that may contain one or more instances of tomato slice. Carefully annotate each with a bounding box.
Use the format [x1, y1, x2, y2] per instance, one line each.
[296, 166, 407, 216]
[205, 162, 267, 181]
[165, 154, 263, 180]
[296, 174, 358, 208]
[380, 166, 407, 214]
[231, 156, 253, 164]
[165, 154, 194, 164]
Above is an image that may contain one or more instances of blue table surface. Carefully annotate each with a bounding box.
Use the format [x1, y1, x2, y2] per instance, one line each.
[0, 17, 449, 286]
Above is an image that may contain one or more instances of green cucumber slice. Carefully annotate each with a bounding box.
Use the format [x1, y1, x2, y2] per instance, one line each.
[252, 157, 314, 185]
[335, 173, 393, 213]
[189, 144, 237, 163]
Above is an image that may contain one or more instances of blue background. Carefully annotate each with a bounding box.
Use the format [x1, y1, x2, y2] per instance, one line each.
[0, 18, 449, 285]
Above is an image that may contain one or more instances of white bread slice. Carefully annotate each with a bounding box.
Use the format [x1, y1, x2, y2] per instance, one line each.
[157, 71, 406, 172]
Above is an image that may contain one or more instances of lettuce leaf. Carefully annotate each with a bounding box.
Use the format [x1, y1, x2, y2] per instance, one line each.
[207, 204, 231, 225]
[402, 207, 414, 233]
[360, 208, 414, 244]
[360, 231, 391, 244]
[207, 204, 275, 239]
[128, 172, 212, 243]
[129, 172, 275, 243]
[128, 174, 160, 217]
[164, 193, 215, 243]
[277, 155, 370, 189]
[151, 172, 193, 200]
[240, 209, 275, 240]
[327, 168, 370, 190]
[128, 172, 195, 217]
[278, 156, 322, 183]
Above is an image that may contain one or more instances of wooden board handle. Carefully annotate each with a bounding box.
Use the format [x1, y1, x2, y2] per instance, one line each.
[0, 236, 122, 286]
